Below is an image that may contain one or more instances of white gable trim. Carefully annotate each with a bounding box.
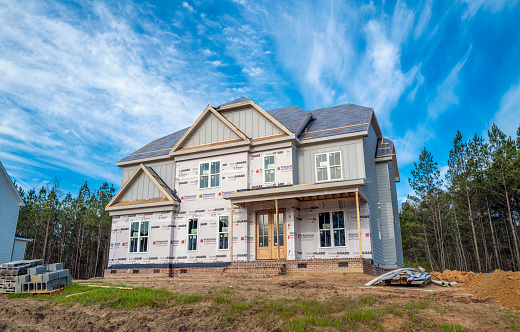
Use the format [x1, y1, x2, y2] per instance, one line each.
[106, 164, 178, 210]
[0, 162, 24, 206]
[170, 105, 249, 154]
[219, 100, 295, 136]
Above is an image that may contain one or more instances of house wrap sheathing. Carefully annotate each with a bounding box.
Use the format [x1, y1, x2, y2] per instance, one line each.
[106, 98, 403, 273]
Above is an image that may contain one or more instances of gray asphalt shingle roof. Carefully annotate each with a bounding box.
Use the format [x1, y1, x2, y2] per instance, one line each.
[376, 137, 394, 158]
[298, 104, 372, 140]
[118, 98, 375, 164]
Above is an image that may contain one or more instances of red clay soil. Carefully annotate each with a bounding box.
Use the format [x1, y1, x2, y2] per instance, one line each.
[433, 269, 520, 309]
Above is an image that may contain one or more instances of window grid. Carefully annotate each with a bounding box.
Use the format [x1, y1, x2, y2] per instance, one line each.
[218, 216, 229, 250]
[199, 161, 220, 188]
[315, 152, 342, 182]
[188, 218, 198, 251]
[318, 211, 346, 248]
[264, 155, 275, 183]
[130, 220, 149, 253]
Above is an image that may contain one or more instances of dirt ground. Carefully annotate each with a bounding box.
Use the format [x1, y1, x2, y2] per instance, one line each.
[1, 272, 518, 331]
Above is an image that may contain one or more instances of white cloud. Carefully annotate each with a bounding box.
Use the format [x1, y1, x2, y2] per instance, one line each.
[488, 79, 520, 137]
[182, 2, 195, 13]
[0, 1, 234, 188]
[426, 45, 472, 120]
[461, 0, 513, 20]
[414, 0, 432, 39]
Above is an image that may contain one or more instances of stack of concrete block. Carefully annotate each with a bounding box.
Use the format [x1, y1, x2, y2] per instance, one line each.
[0, 260, 72, 294]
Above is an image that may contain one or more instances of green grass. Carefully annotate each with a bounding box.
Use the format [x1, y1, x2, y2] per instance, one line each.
[501, 310, 520, 331]
[8, 282, 175, 309]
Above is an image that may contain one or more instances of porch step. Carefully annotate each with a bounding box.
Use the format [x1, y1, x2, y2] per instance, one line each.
[223, 261, 287, 278]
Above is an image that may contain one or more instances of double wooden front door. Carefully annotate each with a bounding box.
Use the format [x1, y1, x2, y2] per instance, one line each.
[255, 210, 286, 260]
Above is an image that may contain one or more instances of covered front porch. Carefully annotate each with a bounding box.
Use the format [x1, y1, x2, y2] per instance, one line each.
[223, 179, 372, 263]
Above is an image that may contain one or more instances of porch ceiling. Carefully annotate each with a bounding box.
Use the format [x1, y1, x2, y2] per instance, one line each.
[223, 179, 368, 205]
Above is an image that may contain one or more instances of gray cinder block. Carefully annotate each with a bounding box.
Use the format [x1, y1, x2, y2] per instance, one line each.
[28, 266, 46, 275]
[46, 263, 64, 272]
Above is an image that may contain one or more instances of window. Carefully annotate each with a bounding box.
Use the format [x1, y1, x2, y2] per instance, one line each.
[130, 220, 149, 253]
[200, 161, 220, 188]
[264, 155, 275, 183]
[318, 211, 346, 248]
[315, 152, 342, 182]
[218, 216, 229, 250]
[188, 218, 198, 251]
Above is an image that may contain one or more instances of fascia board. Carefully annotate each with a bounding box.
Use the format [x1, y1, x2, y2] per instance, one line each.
[116, 154, 172, 167]
[225, 185, 364, 204]
[0, 162, 24, 206]
[296, 131, 368, 145]
[250, 135, 294, 147]
[141, 166, 177, 202]
[106, 201, 179, 213]
[169, 106, 250, 155]
[249, 101, 294, 136]
[105, 165, 143, 209]
[223, 178, 366, 200]
[294, 112, 316, 137]
[171, 140, 251, 157]
[219, 100, 295, 136]
[172, 144, 251, 162]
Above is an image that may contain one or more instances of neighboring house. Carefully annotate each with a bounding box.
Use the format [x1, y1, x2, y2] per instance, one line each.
[0, 162, 31, 264]
[105, 97, 403, 274]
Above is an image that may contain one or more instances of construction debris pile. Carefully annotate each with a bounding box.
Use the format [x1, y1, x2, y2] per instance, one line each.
[365, 268, 456, 287]
[0, 260, 72, 294]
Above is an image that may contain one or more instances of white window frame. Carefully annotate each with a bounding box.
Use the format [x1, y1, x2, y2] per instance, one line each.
[315, 151, 343, 182]
[187, 218, 198, 251]
[199, 160, 221, 189]
[217, 215, 230, 250]
[317, 211, 347, 248]
[129, 219, 150, 253]
[263, 155, 276, 184]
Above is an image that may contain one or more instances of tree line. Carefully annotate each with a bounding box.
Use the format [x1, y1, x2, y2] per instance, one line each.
[401, 124, 520, 272]
[15, 181, 115, 279]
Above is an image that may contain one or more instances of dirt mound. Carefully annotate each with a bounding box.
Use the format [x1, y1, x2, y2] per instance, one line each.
[433, 269, 520, 309]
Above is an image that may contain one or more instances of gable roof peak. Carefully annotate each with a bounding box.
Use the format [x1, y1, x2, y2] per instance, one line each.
[217, 97, 251, 108]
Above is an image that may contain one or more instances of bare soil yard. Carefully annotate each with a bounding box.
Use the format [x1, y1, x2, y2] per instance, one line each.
[1, 272, 519, 331]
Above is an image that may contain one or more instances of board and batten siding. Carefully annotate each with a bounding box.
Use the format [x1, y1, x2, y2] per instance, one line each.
[376, 162, 397, 266]
[389, 161, 404, 267]
[121, 161, 176, 202]
[221, 106, 284, 139]
[0, 171, 21, 264]
[184, 113, 241, 148]
[296, 139, 365, 184]
[362, 124, 383, 266]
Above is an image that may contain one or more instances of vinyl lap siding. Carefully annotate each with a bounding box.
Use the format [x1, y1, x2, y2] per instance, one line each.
[363, 124, 383, 266]
[376, 162, 396, 266]
[389, 162, 404, 267]
[0, 176, 20, 264]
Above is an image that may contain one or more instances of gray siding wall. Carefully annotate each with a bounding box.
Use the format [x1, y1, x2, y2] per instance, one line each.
[376, 162, 397, 266]
[389, 162, 404, 267]
[363, 124, 383, 265]
[221, 106, 284, 138]
[0, 173, 20, 264]
[184, 113, 240, 147]
[11, 240, 27, 261]
[120, 171, 165, 202]
[122, 160, 176, 189]
[296, 139, 365, 184]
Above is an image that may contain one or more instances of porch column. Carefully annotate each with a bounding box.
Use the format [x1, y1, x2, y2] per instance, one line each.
[355, 192, 363, 258]
[275, 199, 280, 260]
[230, 203, 234, 262]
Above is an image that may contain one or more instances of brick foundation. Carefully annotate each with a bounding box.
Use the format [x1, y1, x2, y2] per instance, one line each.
[104, 258, 388, 279]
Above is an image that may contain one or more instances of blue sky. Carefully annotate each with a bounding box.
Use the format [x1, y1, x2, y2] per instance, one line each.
[1, 0, 519, 202]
